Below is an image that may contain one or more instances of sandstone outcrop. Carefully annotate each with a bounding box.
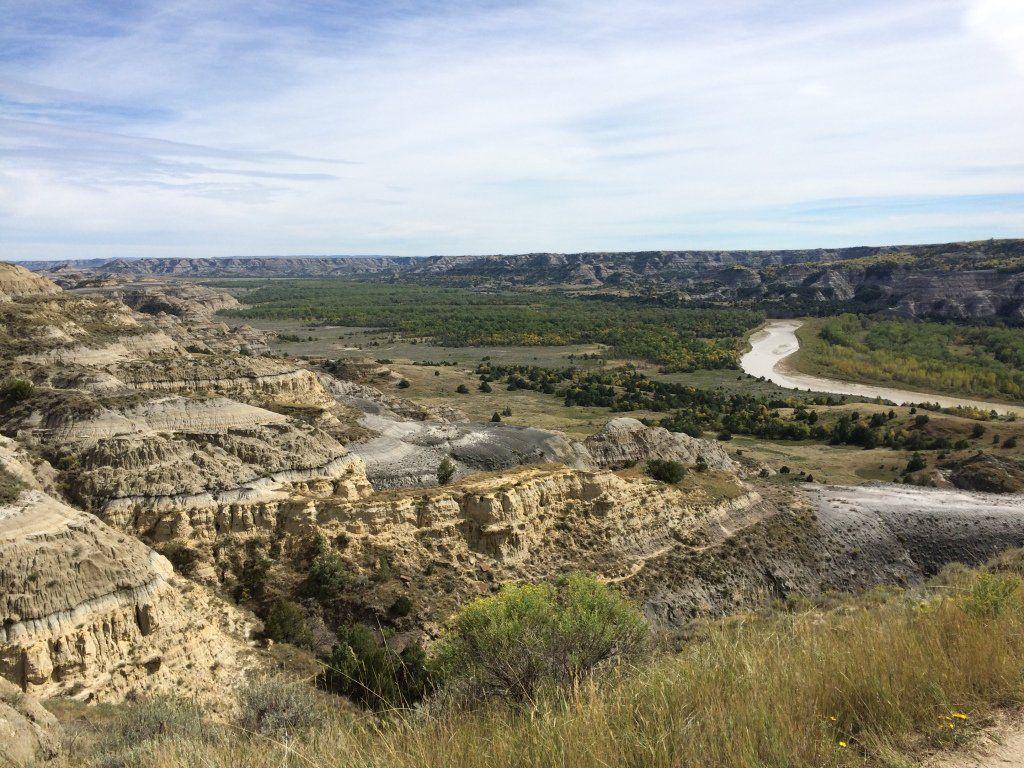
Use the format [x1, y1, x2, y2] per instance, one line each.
[0, 438, 264, 705]
[582, 417, 736, 471]
[0, 264, 60, 303]
[0, 679, 60, 766]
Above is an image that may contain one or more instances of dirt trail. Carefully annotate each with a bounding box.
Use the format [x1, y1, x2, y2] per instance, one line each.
[926, 716, 1024, 767]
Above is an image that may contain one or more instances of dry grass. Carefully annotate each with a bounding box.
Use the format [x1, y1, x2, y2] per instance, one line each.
[68, 565, 1024, 768]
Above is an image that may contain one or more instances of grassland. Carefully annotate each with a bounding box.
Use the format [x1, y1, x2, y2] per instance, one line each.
[792, 315, 1024, 404]
[67, 558, 1024, 768]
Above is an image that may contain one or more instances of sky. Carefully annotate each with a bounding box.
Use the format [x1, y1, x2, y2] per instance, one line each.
[1, 0, 1023, 260]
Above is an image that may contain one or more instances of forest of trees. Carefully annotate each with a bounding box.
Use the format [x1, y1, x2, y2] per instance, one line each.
[479, 362, 977, 452]
[800, 314, 1024, 402]
[229, 280, 763, 372]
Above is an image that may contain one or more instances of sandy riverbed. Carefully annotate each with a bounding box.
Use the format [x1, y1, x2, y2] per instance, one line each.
[740, 320, 1024, 416]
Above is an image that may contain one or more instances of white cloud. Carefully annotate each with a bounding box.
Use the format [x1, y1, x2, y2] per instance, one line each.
[1, 0, 1023, 258]
[965, 0, 1024, 73]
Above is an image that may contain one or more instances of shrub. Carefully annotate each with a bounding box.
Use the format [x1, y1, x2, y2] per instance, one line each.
[645, 459, 686, 484]
[479, 381, 493, 393]
[436, 458, 456, 485]
[157, 541, 201, 576]
[491, 412, 502, 422]
[397, 379, 411, 389]
[906, 452, 927, 472]
[326, 625, 429, 708]
[965, 573, 1020, 619]
[972, 423, 987, 439]
[0, 467, 24, 505]
[1004, 436, 1018, 449]
[431, 573, 647, 702]
[779, 465, 791, 474]
[389, 594, 413, 619]
[264, 600, 316, 648]
[0, 378, 34, 404]
[235, 555, 272, 603]
[306, 550, 352, 603]
[455, 384, 470, 394]
[236, 675, 323, 740]
[101, 698, 211, 752]
[716, 431, 733, 441]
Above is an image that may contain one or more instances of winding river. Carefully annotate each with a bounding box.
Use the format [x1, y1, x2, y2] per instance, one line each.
[740, 319, 1024, 417]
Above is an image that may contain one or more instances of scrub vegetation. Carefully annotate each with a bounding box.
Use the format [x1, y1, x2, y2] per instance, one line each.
[67, 555, 1024, 768]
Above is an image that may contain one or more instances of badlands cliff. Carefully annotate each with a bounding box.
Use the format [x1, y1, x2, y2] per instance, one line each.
[7, 264, 1024, 768]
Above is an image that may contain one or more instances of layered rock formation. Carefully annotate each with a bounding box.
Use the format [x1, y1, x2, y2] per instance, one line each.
[0, 679, 60, 766]
[0, 263, 60, 303]
[0, 438, 263, 705]
[582, 418, 736, 471]
[21, 239, 1024, 323]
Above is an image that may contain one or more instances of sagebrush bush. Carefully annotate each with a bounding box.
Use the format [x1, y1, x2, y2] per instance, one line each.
[431, 573, 648, 702]
[236, 675, 324, 741]
[645, 459, 686, 484]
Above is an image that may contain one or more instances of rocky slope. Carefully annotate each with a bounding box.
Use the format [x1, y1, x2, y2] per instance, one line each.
[0, 438, 263, 706]
[21, 239, 1024, 322]
[8, 263, 1024, 727]
[0, 678, 61, 766]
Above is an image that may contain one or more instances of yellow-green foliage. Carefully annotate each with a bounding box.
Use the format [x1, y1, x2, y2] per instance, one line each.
[70, 566, 1024, 768]
[799, 314, 1024, 402]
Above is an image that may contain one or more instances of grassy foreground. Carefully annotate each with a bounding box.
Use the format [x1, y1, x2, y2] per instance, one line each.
[72, 563, 1024, 768]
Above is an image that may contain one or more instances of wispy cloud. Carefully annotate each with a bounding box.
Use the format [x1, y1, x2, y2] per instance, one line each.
[0, 0, 1022, 258]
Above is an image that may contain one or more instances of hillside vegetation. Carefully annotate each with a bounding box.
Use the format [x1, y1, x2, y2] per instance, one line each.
[225, 280, 763, 372]
[69, 557, 1024, 768]
[796, 314, 1024, 403]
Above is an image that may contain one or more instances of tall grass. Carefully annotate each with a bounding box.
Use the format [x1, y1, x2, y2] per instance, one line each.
[76, 568, 1024, 768]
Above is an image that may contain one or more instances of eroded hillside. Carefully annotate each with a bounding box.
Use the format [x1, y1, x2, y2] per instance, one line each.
[6, 262, 1024, 765]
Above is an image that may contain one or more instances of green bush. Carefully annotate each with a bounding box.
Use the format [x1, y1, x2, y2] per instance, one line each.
[436, 458, 456, 485]
[0, 467, 24, 504]
[264, 600, 316, 648]
[236, 675, 324, 740]
[326, 625, 429, 708]
[965, 572, 1020, 619]
[306, 550, 352, 603]
[645, 459, 686, 484]
[431, 574, 647, 702]
[456, 384, 470, 394]
[0, 378, 34, 404]
[906, 452, 927, 472]
[389, 594, 413, 619]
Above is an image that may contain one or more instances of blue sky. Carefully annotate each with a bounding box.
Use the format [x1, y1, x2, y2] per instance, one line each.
[1, 0, 1023, 259]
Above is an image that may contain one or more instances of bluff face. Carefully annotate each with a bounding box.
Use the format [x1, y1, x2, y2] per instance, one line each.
[21, 238, 1024, 323]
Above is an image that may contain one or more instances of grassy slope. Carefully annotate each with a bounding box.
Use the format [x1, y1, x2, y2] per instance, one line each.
[71, 560, 1024, 768]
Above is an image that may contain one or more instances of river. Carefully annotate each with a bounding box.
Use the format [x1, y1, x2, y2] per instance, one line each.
[740, 319, 1024, 417]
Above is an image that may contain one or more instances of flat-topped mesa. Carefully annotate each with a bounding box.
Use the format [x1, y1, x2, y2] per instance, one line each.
[0, 440, 264, 704]
[0, 263, 60, 302]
